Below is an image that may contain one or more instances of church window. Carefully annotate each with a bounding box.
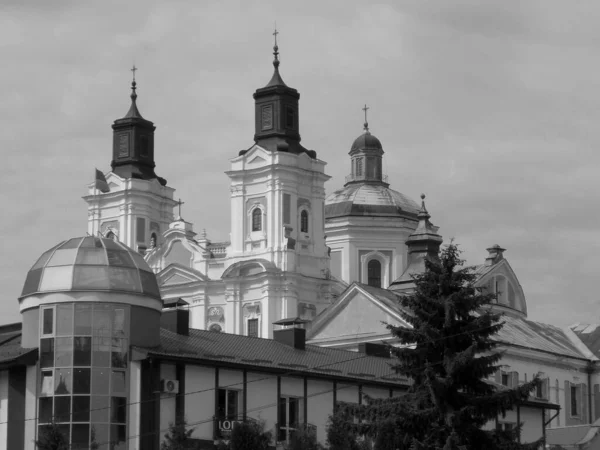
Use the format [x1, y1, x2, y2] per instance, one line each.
[376, 159, 382, 179]
[356, 158, 363, 177]
[247, 318, 259, 337]
[209, 323, 222, 332]
[106, 231, 116, 241]
[300, 210, 309, 233]
[571, 385, 580, 416]
[367, 157, 376, 178]
[140, 135, 149, 157]
[367, 259, 382, 288]
[252, 208, 262, 232]
[136, 218, 146, 243]
[261, 105, 273, 130]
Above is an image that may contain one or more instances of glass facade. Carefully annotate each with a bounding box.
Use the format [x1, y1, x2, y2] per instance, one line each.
[38, 303, 130, 450]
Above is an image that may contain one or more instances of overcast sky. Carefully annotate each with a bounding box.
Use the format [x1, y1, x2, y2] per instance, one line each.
[2, 0, 599, 328]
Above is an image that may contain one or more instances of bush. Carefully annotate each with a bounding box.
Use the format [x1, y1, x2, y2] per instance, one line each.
[326, 413, 361, 450]
[284, 426, 324, 450]
[35, 422, 69, 450]
[161, 417, 200, 450]
[229, 420, 272, 450]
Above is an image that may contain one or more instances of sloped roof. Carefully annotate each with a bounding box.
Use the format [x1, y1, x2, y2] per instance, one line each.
[0, 333, 37, 367]
[136, 328, 409, 387]
[569, 323, 600, 358]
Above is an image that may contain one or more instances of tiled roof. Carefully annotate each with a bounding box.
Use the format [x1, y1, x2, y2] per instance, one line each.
[138, 328, 409, 386]
[0, 333, 36, 366]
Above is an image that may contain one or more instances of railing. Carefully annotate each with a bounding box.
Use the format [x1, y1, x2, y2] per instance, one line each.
[344, 174, 388, 184]
[275, 422, 317, 444]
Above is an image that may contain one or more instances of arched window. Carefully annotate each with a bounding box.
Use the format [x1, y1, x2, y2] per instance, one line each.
[106, 231, 116, 241]
[252, 208, 262, 232]
[367, 259, 382, 288]
[300, 210, 309, 233]
[209, 324, 222, 333]
[150, 232, 158, 249]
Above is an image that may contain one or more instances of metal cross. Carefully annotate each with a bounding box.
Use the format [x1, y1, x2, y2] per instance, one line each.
[176, 198, 185, 217]
[131, 65, 138, 82]
[273, 24, 279, 46]
[362, 104, 369, 123]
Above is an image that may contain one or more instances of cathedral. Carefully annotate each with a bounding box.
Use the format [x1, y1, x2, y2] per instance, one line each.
[71, 35, 600, 448]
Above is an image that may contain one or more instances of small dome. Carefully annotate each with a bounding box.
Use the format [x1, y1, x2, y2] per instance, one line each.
[21, 237, 160, 300]
[325, 184, 420, 219]
[350, 131, 383, 153]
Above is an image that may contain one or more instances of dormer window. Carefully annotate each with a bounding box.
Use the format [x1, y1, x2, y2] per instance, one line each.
[252, 208, 262, 232]
[367, 259, 381, 288]
[285, 106, 295, 129]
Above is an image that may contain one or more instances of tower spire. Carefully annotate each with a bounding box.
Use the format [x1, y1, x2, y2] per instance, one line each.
[273, 24, 280, 69]
[124, 65, 143, 119]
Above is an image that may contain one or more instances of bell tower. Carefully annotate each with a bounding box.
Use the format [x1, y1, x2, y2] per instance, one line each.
[84, 69, 177, 252]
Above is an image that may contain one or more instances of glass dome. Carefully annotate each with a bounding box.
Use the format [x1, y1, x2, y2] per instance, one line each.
[21, 237, 161, 299]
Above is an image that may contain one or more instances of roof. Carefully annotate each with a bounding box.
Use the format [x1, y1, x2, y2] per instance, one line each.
[325, 183, 420, 219]
[137, 328, 409, 386]
[350, 131, 382, 153]
[547, 419, 600, 447]
[21, 236, 161, 300]
[0, 331, 37, 368]
[569, 323, 600, 358]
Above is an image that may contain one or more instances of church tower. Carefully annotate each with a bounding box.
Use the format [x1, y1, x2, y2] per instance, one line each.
[83, 70, 177, 252]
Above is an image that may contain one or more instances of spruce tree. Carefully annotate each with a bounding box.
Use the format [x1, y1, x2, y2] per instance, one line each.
[340, 243, 542, 450]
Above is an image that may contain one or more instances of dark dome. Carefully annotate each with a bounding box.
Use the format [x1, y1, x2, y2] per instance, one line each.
[350, 131, 383, 153]
[325, 183, 420, 219]
[21, 236, 160, 299]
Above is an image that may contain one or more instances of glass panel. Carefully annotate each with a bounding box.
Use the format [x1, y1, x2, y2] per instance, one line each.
[111, 397, 127, 423]
[227, 390, 238, 419]
[40, 338, 54, 368]
[106, 249, 136, 268]
[91, 396, 109, 423]
[56, 304, 74, 336]
[74, 304, 92, 335]
[112, 371, 126, 394]
[71, 423, 90, 449]
[55, 337, 73, 367]
[73, 368, 91, 394]
[110, 424, 127, 450]
[39, 265, 74, 291]
[136, 217, 146, 243]
[31, 243, 62, 270]
[80, 237, 96, 248]
[93, 337, 111, 367]
[217, 389, 226, 417]
[92, 368, 110, 395]
[42, 308, 54, 335]
[75, 247, 108, 265]
[93, 305, 112, 336]
[38, 397, 53, 423]
[21, 268, 43, 296]
[54, 368, 72, 395]
[54, 396, 71, 422]
[74, 337, 92, 366]
[108, 267, 141, 292]
[91, 423, 109, 450]
[46, 248, 78, 267]
[111, 338, 127, 368]
[72, 396, 90, 422]
[72, 266, 110, 290]
[59, 237, 83, 250]
[102, 238, 124, 251]
[130, 250, 150, 271]
[40, 370, 53, 396]
[139, 270, 160, 298]
[112, 309, 126, 337]
[58, 424, 70, 443]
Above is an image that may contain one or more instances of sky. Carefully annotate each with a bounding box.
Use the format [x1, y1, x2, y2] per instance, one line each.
[1, 0, 599, 328]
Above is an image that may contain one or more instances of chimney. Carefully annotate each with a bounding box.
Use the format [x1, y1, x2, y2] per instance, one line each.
[273, 317, 309, 350]
[485, 244, 506, 266]
[358, 342, 390, 358]
[160, 299, 190, 336]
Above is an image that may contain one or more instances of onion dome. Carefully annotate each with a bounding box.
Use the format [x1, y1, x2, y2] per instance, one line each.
[20, 236, 160, 300]
[350, 131, 383, 153]
[325, 183, 419, 219]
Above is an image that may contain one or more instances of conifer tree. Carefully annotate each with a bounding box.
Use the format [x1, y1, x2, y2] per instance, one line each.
[35, 422, 69, 450]
[337, 243, 542, 450]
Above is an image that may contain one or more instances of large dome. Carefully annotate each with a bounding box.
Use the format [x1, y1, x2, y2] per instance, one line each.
[20, 236, 160, 300]
[325, 183, 420, 219]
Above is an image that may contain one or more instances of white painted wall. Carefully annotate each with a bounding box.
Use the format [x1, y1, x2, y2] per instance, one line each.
[185, 366, 215, 440]
[159, 363, 177, 443]
[24, 365, 37, 450]
[0, 371, 8, 450]
[307, 379, 334, 444]
[128, 361, 141, 450]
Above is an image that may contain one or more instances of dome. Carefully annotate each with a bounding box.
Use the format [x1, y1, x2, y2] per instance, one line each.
[325, 183, 420, 219]
[350, 131, 383, 153]
[20, 236, 160, 300]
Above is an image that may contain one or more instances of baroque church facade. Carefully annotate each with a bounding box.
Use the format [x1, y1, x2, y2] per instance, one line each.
[80, 38, 600, 447]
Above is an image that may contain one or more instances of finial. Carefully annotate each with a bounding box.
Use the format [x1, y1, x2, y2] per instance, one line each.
[362, 104, 370, 132]
[130, 65, 138, 101]
[273, 24, 280, 69]
[419, 193, 429, 216]
[176, 198, 185, 220]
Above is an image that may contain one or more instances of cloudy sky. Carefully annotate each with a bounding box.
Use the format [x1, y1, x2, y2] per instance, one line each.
[1, 0, 598, 327]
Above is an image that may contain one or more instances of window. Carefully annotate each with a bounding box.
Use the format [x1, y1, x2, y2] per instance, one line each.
[536, 378, 549, 400]
[356, 158, 363, 177]
[496, 423, 514, 432]
[217, 389, 240, 420]
[501, 373, 509, 387]
[367, 259, 382, 288]
[247, 319, 259, 338]
[571, 385, 579, 416]
[285, 106, 295, 129]
[252, 208, 262, 232]
[209, 324, 222, 332]
[42, 307, 54, 336]
[136, 217, 146, 243]
[278, 397, 301, 443]
[300, 210, 309, 233]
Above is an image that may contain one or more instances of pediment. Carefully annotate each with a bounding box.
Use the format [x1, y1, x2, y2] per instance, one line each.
[475, 259, 527, 315]
[158, 263, 208, 287]
[307, 283, 410, 345]
[248, 155, 267, 165]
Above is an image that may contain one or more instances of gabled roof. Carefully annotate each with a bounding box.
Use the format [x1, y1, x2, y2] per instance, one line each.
[157, 263, 208, 286]
[135, 328, 409, 387]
